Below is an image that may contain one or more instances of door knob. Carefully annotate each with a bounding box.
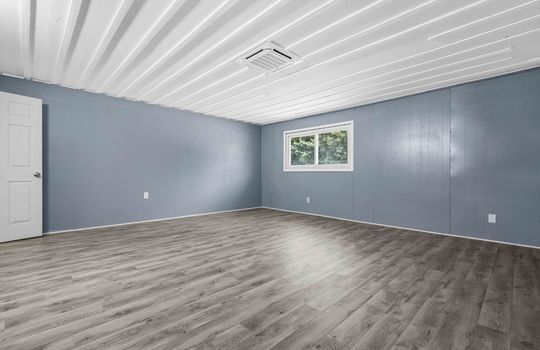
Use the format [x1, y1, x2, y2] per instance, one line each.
[33, 172, 41, 178]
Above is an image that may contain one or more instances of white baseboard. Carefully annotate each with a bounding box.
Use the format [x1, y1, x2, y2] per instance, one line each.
[45, 207, 262, 235]
[262, 206, 539, 250]
[45, 205, 539, 250]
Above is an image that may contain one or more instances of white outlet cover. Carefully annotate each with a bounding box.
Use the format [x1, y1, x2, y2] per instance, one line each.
[144, 192, 149, 199]
[306, 197, 310, 203]
[488, 214, 496, 224]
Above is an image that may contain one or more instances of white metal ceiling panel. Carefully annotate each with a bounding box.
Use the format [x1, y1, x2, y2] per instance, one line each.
[1, 0, 539, 124]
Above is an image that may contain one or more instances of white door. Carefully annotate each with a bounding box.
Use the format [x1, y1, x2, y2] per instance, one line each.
[0, 91, 42, 242]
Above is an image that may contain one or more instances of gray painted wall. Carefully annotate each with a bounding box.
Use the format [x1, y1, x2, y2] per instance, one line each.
[2, 68, 538, 246]
[450, 70, 540, 246]
[262, 68, 540, 247]
[0, 75, 261, 233]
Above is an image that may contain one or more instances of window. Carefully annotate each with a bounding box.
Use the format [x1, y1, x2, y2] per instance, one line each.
[284, 121, 353, 171]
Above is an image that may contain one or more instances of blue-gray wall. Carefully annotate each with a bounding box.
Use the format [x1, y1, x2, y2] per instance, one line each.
[0, 76, 261, 233]
[262, 68, 540, 247]
[2, 68, 539, 246]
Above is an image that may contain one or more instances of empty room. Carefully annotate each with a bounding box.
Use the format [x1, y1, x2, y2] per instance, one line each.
[1, 0, 539, 349]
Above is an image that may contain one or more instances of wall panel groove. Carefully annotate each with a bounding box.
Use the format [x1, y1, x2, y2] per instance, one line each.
[262, 68, 540, 247]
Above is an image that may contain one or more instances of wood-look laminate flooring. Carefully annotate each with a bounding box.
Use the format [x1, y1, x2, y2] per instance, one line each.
[0, 208, 539, 350]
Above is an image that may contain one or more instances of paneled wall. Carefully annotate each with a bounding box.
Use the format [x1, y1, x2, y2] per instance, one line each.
[2, 68, 538, 246]
[262, 68, 540, 247]
[450, 69, 540, 246]
[0, 76, 261, 233]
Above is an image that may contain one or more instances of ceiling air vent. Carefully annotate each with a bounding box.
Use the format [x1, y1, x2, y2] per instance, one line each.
[238, 42, 301, 74]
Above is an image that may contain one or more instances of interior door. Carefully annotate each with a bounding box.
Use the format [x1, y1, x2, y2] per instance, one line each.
[0, 91, 42, 242]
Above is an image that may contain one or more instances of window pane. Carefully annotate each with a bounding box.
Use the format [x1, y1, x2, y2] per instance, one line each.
[290, 135, 315, 165]
[318, 130, 348, 165]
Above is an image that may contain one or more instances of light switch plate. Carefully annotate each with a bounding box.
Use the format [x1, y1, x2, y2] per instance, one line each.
[488, 214, 496, 224]
[144, 192, 149, 199]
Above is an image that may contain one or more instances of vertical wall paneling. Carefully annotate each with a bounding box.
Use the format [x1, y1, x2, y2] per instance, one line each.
[263, 68, 540, 247]
[450, 68, 540, 246]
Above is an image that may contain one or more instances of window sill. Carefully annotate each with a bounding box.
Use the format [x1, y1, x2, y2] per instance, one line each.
[283, 167, 354, 172]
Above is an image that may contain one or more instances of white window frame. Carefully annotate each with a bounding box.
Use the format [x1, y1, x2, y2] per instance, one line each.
[283, 121, 353, 172]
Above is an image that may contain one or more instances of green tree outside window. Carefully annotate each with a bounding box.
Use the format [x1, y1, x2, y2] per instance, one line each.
[318, 131, 348, 164]
[290, 136, 315, 165]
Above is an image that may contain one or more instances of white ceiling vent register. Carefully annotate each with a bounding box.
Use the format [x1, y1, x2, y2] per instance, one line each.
[238, 42, 301, 74]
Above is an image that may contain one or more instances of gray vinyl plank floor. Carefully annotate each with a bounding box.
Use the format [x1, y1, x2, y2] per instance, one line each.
[0, 208, 538, 350]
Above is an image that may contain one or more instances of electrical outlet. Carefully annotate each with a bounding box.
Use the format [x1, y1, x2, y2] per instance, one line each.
[488, 214, 496, 224]
[144, 192, 149, 199]
[306, 197, 310, 204]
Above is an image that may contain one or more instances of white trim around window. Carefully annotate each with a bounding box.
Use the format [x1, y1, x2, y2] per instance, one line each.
[283, 121, 353, 172]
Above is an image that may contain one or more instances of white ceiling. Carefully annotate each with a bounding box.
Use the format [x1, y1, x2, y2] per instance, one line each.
[1, 0, 539, 125]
